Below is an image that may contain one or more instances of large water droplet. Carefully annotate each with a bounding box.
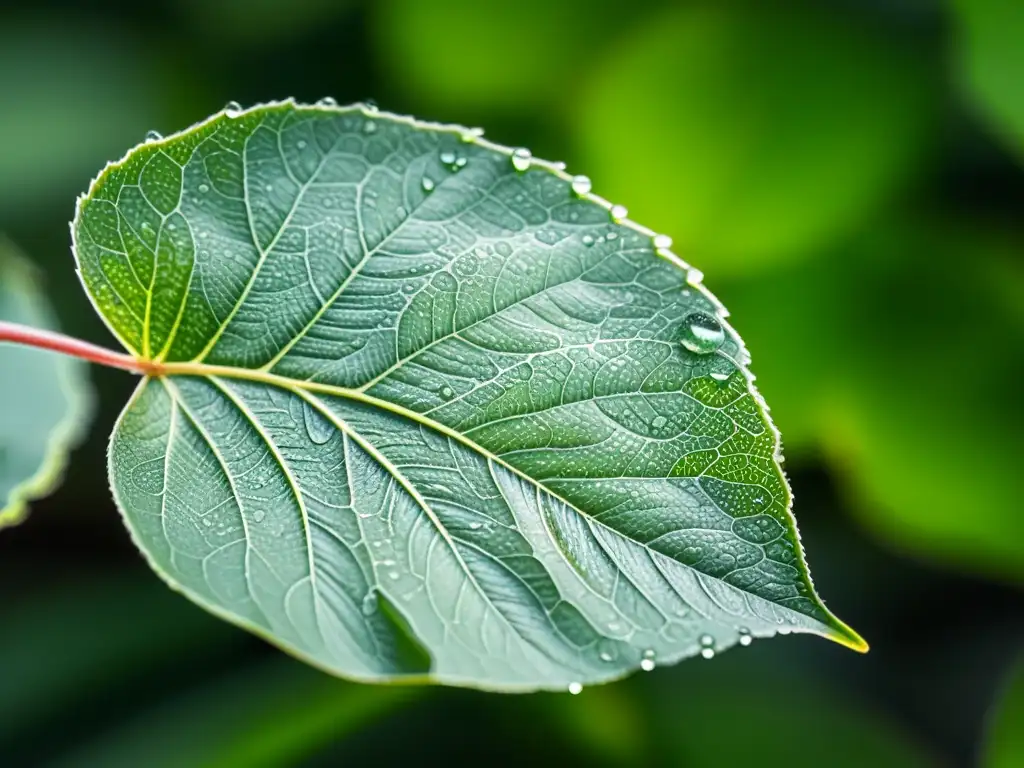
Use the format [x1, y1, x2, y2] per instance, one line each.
[738, 628, 752, 647]
[511, 148, 532, 171]
[224, 100, 242, 117]
[568, 682, 583, 695]
[361, 591, 378, 616]
[316, 96, 338, 107]
[145, 130, 162, 141]
[440, 149, 456, 166]
[582, 235, 595, 247]
[679, 313, 725, 355]
[610, 204, 628, 221]
[422, 176, 435, 193]
[653, 234, 673, 249]
[571, 175, 592, 196]
[363, 99, 379, 112]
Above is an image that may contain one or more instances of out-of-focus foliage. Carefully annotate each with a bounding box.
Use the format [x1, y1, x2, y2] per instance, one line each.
[952, 0, 1024, 157]
[984, 655, 1024, 768]
[0, 241, 92, 528]
[176, 0, 354, 46]
[573, 2, 937, 275]
[723, 221, 1024, 581]
[373, 0, 620, 113]
[0, 19, 168, 218]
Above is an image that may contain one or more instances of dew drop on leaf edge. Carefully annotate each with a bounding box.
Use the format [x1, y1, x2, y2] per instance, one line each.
[511, 148, 531, 171]
[568, 682, 583, 695]
[679, 312, 725, 355]
[571, 175, 592, 196]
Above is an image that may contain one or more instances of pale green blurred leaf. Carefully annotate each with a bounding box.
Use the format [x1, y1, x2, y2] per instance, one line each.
[76, 100, 862, 692]
[54, 659, 417, 768]
[719, 221, 1024, 580]
[984, 655, 1024, 768]
[0, 241, 92, 528]
[574, 3, 936, 275]
[952, 0, 1024, 158]
[373, 0, 629, 112]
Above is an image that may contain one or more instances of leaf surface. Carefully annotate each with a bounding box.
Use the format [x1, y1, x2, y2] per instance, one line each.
[75, 101, 862, 690]
[0, 242, 92, 527]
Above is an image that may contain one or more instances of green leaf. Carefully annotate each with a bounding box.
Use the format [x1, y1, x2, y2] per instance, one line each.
[984, 655, 1024, 768]
[0, 241, 93, 528]
[74, 100, 862, 691]
[952, 0, 1024, 159]
[573, 2, 937, 275]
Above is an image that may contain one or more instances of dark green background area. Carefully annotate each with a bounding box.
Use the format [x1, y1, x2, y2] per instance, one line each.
[0, 0, 1021, 765]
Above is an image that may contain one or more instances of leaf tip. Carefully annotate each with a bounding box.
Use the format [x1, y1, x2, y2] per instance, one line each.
[825, 617, 870, 654]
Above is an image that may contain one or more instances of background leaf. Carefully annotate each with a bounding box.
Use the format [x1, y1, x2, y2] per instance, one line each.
[573, 2, 937, 275]
[76, 101, 861, 691]
[0, 240, 92, 527]
[952, 0, 1024, 159]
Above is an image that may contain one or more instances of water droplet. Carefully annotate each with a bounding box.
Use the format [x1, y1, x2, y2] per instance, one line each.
[607, 622, 621, 632]
[610, 204, 628, 221]
[738, 628, 752, 646]
[511, 148, 532, 172]
[600, 651, 614, 662]
[710, 371, 730, 382]
[462, 127, 484, 142]
[364, 120, 377, 134]
[701, 646, 716, 659]
[440, 150, 456, 166]
[297, 140, 307, 150]
[388, 571, 400, 581]
[145, 130, 162, 141]
[679, 312, 725, 355]
[568, 682, 583, 695]
[699, 634, 715, 658]
[363, 99, 379, 112]
[652, 416, 667, 429]
[265, 184, 273, 193]
[440, 386, 454, 399]
[201, 517, 213, 527]
[582, 235, 595, 247]
[422, 176, 435, 193]
[361, 591, 377, 616]
[640, 650, 656, 672]
[571, 175, 592, 196]
[653, 234, 673, 249]
[253, 510, 266, 524]
[198, 183, 210, 193]
[455, 156, 467, 169]
[316, 96, 338, 107]
[687, 267, 704, 286]
[224, 100, 242, 117]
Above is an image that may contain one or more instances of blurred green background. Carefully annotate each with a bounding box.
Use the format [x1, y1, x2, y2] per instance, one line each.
[1, 0, 1023, 765]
